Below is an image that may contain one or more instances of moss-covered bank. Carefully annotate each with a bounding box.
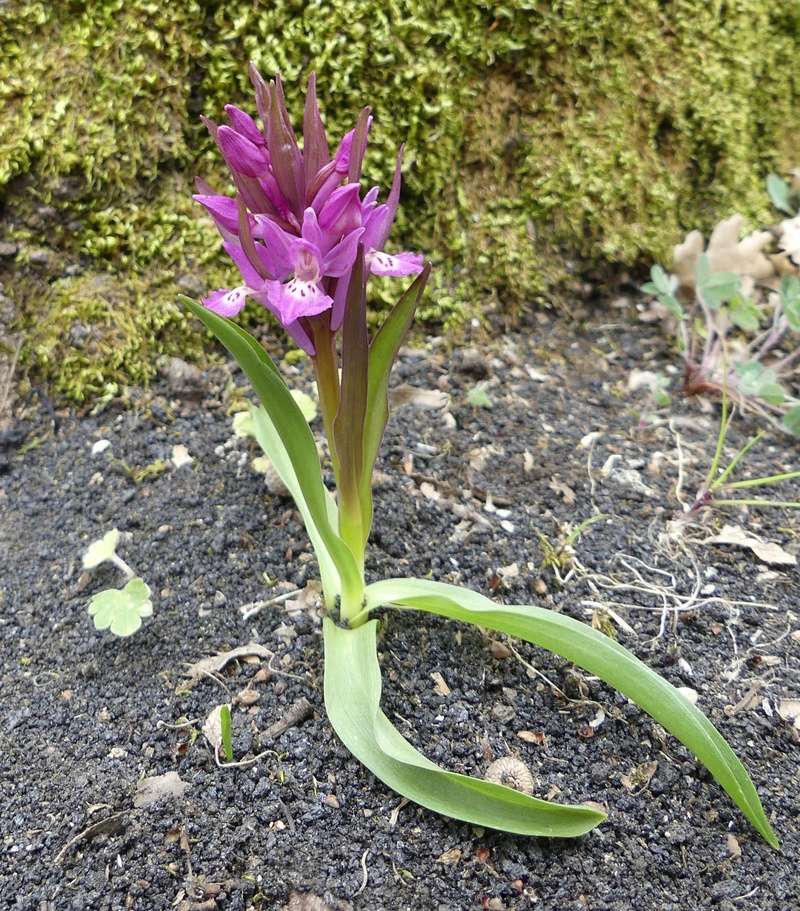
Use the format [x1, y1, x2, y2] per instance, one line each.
[2, 1, 798, 399]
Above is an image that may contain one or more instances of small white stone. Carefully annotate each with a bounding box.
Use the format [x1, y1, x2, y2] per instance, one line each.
[91, 439, 111, 455]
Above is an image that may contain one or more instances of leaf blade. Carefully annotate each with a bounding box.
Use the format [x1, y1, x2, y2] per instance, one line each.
[180, 295, 361, 601]
[249, 405, 341, 604]
[323, 618, 605, 837]
[363, 266, 431, 486]
[364, 578, 778, 849]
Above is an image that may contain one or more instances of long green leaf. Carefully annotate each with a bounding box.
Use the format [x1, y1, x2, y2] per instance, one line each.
[333, 247, 369, 555]
[362, 266, 431, 498]
[323, 618, 605, 837]
[364, 578, 778, 849]
[250, 405, 340, 605]
[180, 296, 362, 603]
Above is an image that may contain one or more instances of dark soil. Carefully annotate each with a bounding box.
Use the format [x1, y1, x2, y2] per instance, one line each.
[1, 308, 799, 911]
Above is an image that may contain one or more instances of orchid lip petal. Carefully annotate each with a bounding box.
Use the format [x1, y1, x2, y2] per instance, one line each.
[366, 249, 425, 277]
[266, 279, 333, 324]
[202, 286, 250, 317]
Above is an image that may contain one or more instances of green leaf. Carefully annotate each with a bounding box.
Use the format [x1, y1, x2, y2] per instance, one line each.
[291, 389, 318, 423]
[364, 578, 778, 848]
[467, 383, 493, 408]
[642, 266, 683, 319]
[88, 577, 153, 637]
[767, 173, 795, 216]
[333, 247, 370, 554]
[696, 255, 740, 308]
[782, 405, 800, 436]
[780, 275, 800, 331]
[232, 410, 256, 438]
[82, 528, 120, 569]
[220, 704, 233, 763]
[735, 362, 786, 404]
[323, 618, 605, 837]
[728, 294, 761, 333]
[250, 405, 341, 606]
[363, 266, 431, 510]
[650, 264, 670, 294]
[180, 295, 362, 605]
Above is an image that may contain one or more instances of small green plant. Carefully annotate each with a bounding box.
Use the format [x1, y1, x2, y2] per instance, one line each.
[643, 253, 800, 434]
[172, 68, 777, 846]
[82, 529, 153, 636]
[536, 515, 608, 583]
[688, 394, 800, 513]
[219, 704, 234, 763]
[767, 173, 800, 217]
[466, 382, 493, 409]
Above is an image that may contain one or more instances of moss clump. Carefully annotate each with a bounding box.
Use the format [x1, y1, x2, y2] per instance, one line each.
[1, 1, 798, 399]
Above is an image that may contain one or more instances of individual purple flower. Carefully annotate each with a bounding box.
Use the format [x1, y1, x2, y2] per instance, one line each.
[330, 149, 423, 328]
[202, 207, 363, 331]
[264, 208, 364, 324]
[202, 239, 316, 354]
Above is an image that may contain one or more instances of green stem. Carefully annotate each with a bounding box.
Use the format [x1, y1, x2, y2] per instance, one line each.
[713, 431, 763, 490]
[311, 319, 341, 478]
[723, 468, 800, 490]
[713, 498, 800, 509]
[704, 389, 730, 492]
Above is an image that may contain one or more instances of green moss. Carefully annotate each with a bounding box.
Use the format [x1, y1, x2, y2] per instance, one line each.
[2, 0, 798, 399]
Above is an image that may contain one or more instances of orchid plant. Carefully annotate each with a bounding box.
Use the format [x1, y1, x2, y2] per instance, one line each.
[181, 68, 777, 846]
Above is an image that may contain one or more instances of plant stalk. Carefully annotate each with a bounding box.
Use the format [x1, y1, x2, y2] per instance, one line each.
[311, 318, 341, 478]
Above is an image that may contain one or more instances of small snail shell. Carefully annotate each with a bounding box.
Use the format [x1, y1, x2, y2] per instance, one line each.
[484, 757, 535, 795]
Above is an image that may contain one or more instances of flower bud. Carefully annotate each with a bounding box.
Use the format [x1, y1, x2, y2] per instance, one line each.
[217, 125, 268, 178]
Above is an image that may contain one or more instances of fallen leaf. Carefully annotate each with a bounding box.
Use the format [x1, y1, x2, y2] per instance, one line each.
[548, 478, 576, 505]
[517, 730, 547, 746]
[134, 771, 188, 808]
[724, 682, 765, 717]
[389, 384, 449, 410]
[185, 644, 271, 681]
[419, 481, 440, 501]
[202, 704, 230, 752]
[777, 698, 800, 729]
[703, 524, 797, 566]
[171, 445, 193, 468]
[621, 760, 658, 792]
[430, 671, 451, 697]
[236, 687, 260, 706]
[436, 847, 462, 865]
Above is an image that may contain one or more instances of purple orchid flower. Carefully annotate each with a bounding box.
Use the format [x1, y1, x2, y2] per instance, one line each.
[330, 149, 424, 329]
[202, 207, 363, 338]
[196, 70, 422, 343]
